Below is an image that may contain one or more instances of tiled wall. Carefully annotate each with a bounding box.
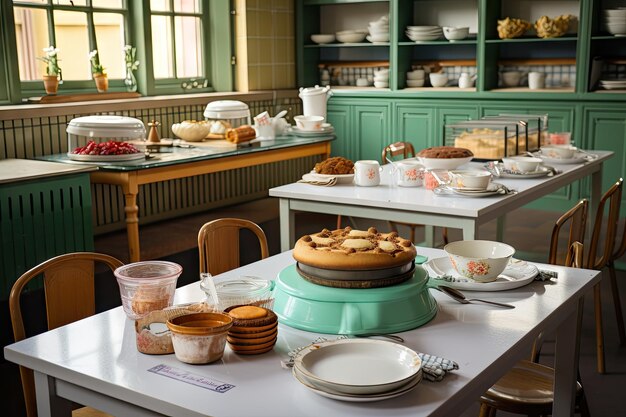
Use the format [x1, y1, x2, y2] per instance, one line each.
[236, 0, 295, 91]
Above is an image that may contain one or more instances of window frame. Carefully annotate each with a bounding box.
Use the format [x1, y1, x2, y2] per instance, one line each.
[0, 0, 232, 103]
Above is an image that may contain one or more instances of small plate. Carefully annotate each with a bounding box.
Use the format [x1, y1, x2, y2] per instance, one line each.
[306, 171, 354, 184]
[289, 125, 335, 137]
[434, 182, 507, 198]
[423, 257, 539, 291]
[67, 152, 145, 162]
[534, 152, 592, 165]
[292, 366, 421, 402]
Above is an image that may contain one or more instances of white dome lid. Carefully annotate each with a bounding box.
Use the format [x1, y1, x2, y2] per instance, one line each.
[203, 100, 251, 119]
[66, 115, 146, 138]
[299, 85, 331, 96]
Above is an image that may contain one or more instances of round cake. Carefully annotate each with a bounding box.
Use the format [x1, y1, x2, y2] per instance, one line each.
[417, 146, 473, 159]
[293, 227, 417, 270]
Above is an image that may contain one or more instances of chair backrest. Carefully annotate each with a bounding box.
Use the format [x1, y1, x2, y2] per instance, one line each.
[587, 178, 623, 270]
[381, 141, 415, 164]
[548, 199, 588, 266]
[198, 218, 269, 275]
[9, 252, 123, 417]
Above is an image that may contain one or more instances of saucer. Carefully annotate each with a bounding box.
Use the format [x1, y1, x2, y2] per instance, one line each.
[289, 125, 335, 137]
[535, 152, 592, 165]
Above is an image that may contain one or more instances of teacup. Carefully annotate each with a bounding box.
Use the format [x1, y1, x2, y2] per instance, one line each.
[448, 170, 491, 189]
[501, 156, 543, 173]
[541, 145, 577, 159]
[396, 161, 425, 187]
[354, 160, 382, 186]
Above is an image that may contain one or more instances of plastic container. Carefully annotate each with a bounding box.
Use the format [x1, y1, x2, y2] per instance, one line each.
[167, 312, 233, 364]
[200, 274, 275, 312]
[203, 100, 251, 130]
[445, 120, 522, 160]
[66, 115, 146, 161]
[115, 261, 183, 319]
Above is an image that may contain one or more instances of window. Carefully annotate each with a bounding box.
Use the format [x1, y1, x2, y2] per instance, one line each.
[12, 0, 128, 94]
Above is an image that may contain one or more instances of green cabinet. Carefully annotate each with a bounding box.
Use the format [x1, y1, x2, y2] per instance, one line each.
[394, 102, 434, 149]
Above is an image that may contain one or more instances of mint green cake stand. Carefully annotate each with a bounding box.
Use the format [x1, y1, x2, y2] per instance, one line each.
[273, 264, 437, 335]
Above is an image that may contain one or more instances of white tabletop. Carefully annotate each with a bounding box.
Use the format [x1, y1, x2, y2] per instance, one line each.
[0, 158, 96, 184]
[4, 248, 600, 417]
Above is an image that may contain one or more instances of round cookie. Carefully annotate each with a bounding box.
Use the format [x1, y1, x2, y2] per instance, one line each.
[224, 305, 277, 328]
[292, 227, 417, 270]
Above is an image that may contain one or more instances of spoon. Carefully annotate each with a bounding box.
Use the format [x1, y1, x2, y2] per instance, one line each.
[437, 285, 515, 309]
[352, 333, 405, 343]
[274, 109, 288, 119]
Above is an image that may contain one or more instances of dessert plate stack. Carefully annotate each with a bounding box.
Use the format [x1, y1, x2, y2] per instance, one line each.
[406, 25, 443, 41]
[599, 79, 626, 90]
[292, 338, 423, 402]
[603, 8, 626, 35]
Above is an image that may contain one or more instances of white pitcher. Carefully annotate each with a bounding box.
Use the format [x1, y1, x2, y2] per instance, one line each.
[299, 85, 332, 119]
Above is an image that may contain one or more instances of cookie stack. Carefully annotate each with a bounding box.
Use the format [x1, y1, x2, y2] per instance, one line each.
[225, 305, 278, 355]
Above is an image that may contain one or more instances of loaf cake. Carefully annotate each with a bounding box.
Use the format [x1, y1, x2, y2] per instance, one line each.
[293, 226, 417, 270]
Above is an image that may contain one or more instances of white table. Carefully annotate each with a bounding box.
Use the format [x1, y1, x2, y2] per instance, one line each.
[269, 151, 612, 251]
[4, 248, 600, 417]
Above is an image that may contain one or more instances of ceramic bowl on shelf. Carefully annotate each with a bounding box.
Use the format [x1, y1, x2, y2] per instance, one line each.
[336, 30, 367, 43]
[374, 81, 389, 88]
[367, 33, 390, 43]
[407, 70, 425, 80]
[444, 240, 515, 283]
[501, 71, 522, 87]
[443, 26, 470, 41]
[311, 34, 335, 44]
[429, 73, 448, 87]
[406, 79, 425, 87]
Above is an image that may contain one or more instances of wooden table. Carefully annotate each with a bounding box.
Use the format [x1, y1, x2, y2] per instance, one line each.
[3, 248, 600, 417]
[40, 136, 332, 262]
[270, 151, 612, 251]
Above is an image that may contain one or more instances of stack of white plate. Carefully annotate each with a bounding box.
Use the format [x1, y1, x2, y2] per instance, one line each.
[367, 15, 389, 43]
[406, 25, 443, 42]
[373, 68, 389, 88]
[603, 9, 626, 35]
[599, 79, 626, 90]
[291, 338, 423, 402]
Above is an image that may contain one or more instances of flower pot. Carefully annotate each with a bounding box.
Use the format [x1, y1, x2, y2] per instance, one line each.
[93, 73, 109, 93]
[43, 75, 59, 95]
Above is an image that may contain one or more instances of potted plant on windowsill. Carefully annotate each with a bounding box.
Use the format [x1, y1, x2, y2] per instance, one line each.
[89, 49, 108, 93]
[38, 46, 62, 95]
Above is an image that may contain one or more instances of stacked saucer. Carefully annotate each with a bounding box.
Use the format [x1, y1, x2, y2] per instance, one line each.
[367, 15, 389, 43]
[373, 68, 389, 88]
[406, 25, 443, 42]
[292, 338, 423, 402]
[225, 305, 278, 355]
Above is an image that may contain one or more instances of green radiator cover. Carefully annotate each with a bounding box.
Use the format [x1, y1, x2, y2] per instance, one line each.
[0, 173, 94, 299]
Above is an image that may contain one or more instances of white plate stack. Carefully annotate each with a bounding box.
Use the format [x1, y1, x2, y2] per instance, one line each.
[406, 25, 443, 42]
[603, 8, 626, 35]
[599, 79, 626, 90]
[373, 68, 389, 88]
[367, 15, 390, 43]
[291, 339, 423, 402]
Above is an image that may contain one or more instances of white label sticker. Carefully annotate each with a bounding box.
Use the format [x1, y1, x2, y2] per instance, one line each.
[148, 364, 235, 393]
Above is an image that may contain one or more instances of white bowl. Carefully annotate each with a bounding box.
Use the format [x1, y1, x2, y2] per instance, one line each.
[604, 9, 626, 18]
[448, 170, 492, 189]
[171, 121, 211, 142]
[501, 71, 522, 87]
[444, 240, 515, 283]
[311, 34, 335, 44]
[356, 78, 370, 87]
[367, 33, 390, 43]
[368, 25, 389, 35]
[374, 81, 389, 88]
[374, 69, 389, 77]
[541, 145, 577, 159]
[406, 79, 425, 87]
[407, 70, 425, 80]
[336, 32, 367, 43]
[501, 156, 543, 173]
[373, 75, 389, 82]
[429, 73, 448, 87]
[443, 26, 470, 41]
[417, 155, 473, 170]
[294, 115, 325, 131]
[606, 22, 626, 34]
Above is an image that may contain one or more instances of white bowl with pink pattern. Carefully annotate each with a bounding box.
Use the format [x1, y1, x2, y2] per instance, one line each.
[444, 240, 515, 283]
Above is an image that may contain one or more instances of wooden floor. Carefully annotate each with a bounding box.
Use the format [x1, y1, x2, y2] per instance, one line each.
[2, 198, 625, 416]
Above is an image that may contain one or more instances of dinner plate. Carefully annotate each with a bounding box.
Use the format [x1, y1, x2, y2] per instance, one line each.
[67, 152, 145, 162]
[292, 366, 421, 402]
[534, 152, 592, 165]
[306, 171, 354, 184]
[423, 257, 539, 291]
[288, 125, 335, 137]
[293, 339, 421, 395]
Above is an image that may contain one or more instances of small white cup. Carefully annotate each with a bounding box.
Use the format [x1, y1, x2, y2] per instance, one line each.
[294, 115, 324, 131]
[354, 160, 381, 186]
[396, 161, 425, 187]
[528, 72, 546, 90]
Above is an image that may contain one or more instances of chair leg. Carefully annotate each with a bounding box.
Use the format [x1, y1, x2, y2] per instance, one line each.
[410, 226, 416, 244]
[594, 282, 606, 374]
[478, 403, 496, 417]
[608, 261, 626, 345]
[336, 215, 342, 230]
[442, 227, 449, 245]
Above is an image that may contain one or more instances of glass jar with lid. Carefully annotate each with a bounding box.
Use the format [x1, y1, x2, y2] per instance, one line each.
[444, 120, 522, 160]
[203, 100, 251, 138]
[66, 115, 146, 161]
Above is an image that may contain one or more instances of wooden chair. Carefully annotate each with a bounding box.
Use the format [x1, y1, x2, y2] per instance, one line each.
[381, 141, 449, 245]
[198, 218, 269, 275]
[478, 241, 590, 417]
[586, 178, 624, 374]
[9, 252, 123, 417]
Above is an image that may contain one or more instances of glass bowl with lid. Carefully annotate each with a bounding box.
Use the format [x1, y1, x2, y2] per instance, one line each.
[203, 100, 251, 138]
[66, 115, 146, 161]
[200, 273, 275, 312]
